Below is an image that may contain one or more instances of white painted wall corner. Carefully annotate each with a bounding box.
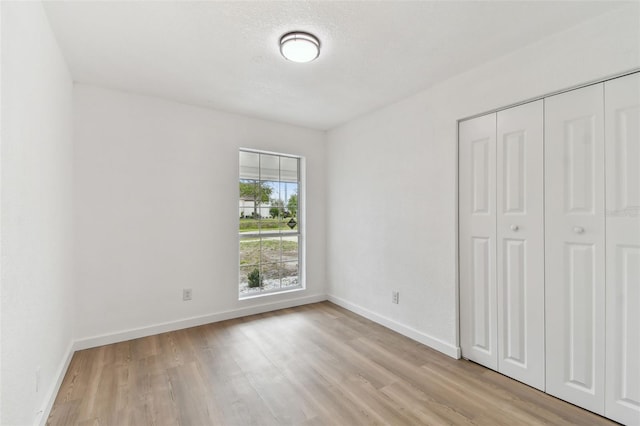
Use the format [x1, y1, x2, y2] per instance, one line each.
[73, 294, 328, 351]
[41, 292, 464, 423]
[327, 294, 461, 359]
[36, 341, 75, 426]
[40, 294, 326, 423]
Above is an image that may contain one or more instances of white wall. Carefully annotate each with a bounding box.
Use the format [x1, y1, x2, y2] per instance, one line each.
[73, 85, 326, 342]
[1, 2, 74, 425]
[326, 4, 640, 357]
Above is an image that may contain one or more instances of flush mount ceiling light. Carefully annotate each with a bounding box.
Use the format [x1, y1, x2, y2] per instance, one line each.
[279, 31, 320, 63]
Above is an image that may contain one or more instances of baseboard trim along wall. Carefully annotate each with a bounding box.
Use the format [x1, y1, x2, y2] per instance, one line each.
[42, 292, 460, 424]
[37, 341, 75, 426]
[327, 294, 462, 359]
[74, 293, 461, 360]
[73, 294, 328, 351]
[39, 294, 326, 424]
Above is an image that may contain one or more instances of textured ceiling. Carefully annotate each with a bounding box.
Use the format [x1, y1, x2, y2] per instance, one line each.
[43, 1, 629, 130]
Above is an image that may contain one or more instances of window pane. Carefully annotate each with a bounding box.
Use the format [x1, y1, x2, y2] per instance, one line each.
[284, 183, 299, 228]
[239, 238, 260, 267]
[239, 179, 262, 223]
[260, 237, 281, 264]
[258, 207, 276, 235]
[239, 150, 301, 298]
[239, 216, 258, 234]
[280, 216, 298, 234]
[265, 181, 280, 205]
[258, 181, 275, 214]
[261, 263, 280, 291]
[239, 151, 260, 180]
[240, 265, 262, 295]
[257, 206, 269, 222]
[281, 262, 299, 288]
[281, 236, 299, 262]
[264, 180, 282, 221]
[280, 156, 298, 183]
[260, 154, 280, 181]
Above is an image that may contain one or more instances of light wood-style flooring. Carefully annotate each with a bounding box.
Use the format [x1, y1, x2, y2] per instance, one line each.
[48, 302, 615, 425]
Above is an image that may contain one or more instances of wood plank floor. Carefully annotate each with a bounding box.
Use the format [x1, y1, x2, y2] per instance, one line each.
[48, 302, 615, 425]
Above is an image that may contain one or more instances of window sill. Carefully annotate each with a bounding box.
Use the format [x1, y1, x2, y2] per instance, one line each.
[238, 286, 305, 301]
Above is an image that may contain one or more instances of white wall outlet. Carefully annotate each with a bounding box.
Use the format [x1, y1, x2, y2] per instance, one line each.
[392, 291, 400, 304]
[183, 288, 192, 301]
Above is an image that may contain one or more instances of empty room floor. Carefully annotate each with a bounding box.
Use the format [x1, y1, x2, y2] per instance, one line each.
[47, 302, 614, 425]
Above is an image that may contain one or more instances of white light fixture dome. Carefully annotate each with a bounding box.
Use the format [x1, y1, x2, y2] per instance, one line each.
[279, 32, 320, 63]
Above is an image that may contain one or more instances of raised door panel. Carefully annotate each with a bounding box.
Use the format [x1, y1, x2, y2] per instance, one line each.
[564, 243, 597, 389]
[545, 83, 605, 414]
[460, 113, 498, 370]
[496, 100, 545, 391]
[605, 72, 640, 426]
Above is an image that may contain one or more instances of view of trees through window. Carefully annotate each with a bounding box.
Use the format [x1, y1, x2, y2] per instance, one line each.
[239, 150, 301, 296]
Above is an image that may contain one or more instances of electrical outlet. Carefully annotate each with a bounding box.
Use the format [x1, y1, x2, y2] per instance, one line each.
[392, 291, 399, 304]
[183, 288, 192, 301]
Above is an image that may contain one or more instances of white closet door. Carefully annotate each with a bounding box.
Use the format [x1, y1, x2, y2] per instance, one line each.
[496, 100, 545, 391]
[545, 84, 606, 414]
[460, 113, 498, 370]
[605, 73, 640, 426]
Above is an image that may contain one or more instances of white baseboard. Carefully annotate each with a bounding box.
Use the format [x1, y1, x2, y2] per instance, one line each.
[327, 294, 461, 359]
[40, 292, 459, 425]
[40, 294, 326, 424]
[37, 340, 75, 426]
[73, 293, 327, 351]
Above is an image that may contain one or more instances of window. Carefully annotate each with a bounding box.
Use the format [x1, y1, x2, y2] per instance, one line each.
[239, 150, 302, 297]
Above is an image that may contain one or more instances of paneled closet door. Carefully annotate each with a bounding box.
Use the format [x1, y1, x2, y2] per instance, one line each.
[459, 113, 498, 370]
[545, 84, 606, 414]
[496, 100, 545, 391]
[604, 72, 640, 426]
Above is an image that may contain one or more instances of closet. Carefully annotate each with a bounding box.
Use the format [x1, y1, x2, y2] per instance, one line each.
[459, 72, 639, 425]
[459, 100, 545, 390]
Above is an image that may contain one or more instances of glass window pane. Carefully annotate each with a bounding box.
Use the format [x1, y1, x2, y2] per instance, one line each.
[260, 237, 281, 264]
[267, 180, 281, 203]
[278, 215, 288, 233]
[258, 181, 275, 210]
[281, 236, 299, 262]
[258, 206, 270, 221]
[280, 156, 298, 183]
[261, 263, 280, 291]
[239, 211, 250, 233]
[239, 150, 301, 298]
[281, 262, 299, 288]
[239, 179, 260, 219]
[260, 154, 280, 181]
[280, 216, 298, 234]
[240, 216, 258, 234]
[263, 180, 281, 220]
[239, 151, 260, 180]
[258, 207, 276, 235]
[240, 265, 262, 295]
[283, 182, 299, 218]
[239, 238, 260, 267]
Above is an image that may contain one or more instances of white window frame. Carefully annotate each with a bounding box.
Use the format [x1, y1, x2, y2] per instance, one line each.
[238, 148, 305, 299]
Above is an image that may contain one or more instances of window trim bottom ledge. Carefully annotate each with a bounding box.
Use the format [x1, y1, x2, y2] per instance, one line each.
[239, 285, 305, 301]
